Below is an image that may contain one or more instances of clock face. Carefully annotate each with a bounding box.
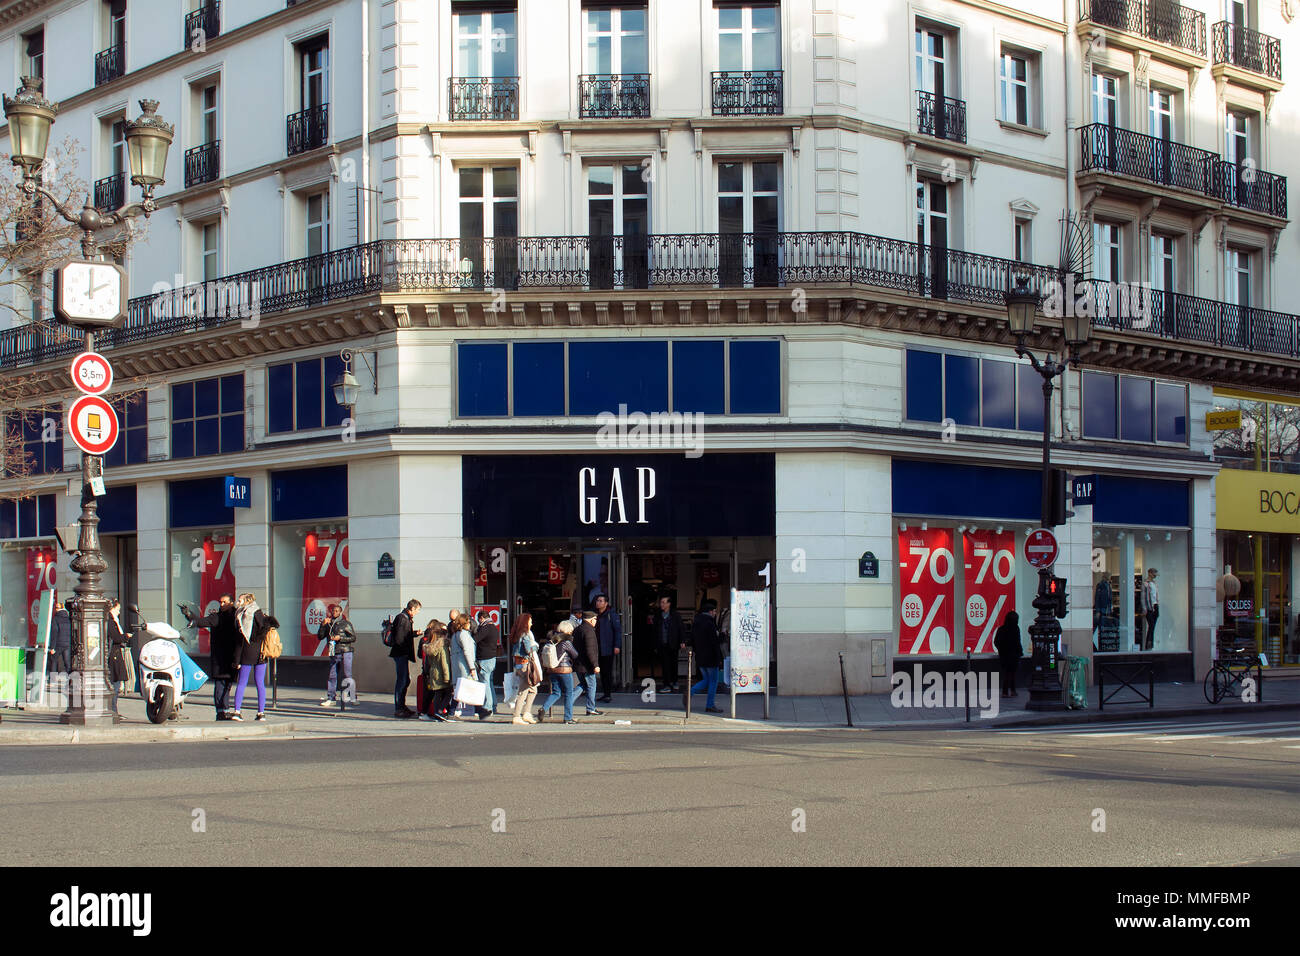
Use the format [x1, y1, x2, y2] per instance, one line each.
[56, 261, 125, 326]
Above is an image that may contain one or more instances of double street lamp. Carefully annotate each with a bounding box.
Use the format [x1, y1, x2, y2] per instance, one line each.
[4, 76, 173, 725]
[1006, 277, 1092, 711]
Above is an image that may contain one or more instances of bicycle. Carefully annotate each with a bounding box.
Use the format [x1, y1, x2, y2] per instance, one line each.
[1202, 655, 1262, 704]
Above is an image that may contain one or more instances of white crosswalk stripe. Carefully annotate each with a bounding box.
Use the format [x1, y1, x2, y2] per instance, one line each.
[997, 718, 1300, 743]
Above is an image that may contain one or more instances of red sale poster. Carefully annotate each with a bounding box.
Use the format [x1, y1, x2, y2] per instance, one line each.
[962, 531, 1017, 653]
[198, 532, 236, 654]
[897, 527, 956, 655]
[26, 546, 56, 646]
[302, 529, 349, 656]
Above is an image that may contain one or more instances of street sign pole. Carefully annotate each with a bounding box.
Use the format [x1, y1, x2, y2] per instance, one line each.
[1024, 526, 1066, 712]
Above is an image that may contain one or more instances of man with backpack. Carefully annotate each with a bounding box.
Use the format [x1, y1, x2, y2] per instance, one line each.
[387, 599, 421, 718]
[574, 610, 603, 717]
[473, 609, 502, 720]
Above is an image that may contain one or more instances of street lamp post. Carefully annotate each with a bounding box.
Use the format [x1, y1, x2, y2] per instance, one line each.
[4, 77, 173, 725]
[1006, 277, 1091, 711]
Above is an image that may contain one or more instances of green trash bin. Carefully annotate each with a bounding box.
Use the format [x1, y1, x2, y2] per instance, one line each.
[1065, 656, 1088, 710]
[0, 647, 24, 706]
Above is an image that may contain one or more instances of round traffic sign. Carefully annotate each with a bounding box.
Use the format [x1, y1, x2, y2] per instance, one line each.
[69, 351, 113, 395]
[67, 395, 120, 456]
[1024, 528, 1059, 569]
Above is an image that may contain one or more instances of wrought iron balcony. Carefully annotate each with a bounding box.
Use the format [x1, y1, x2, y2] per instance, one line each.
[579, 74, 650, 119]
[95, 41, 125, 86]
[711, 70, 783, 116]
[1212, 21, 1282, 80]
[184, 140, 220, 188]
[1079, 123, 1216, 194]
[1080, 1, 1206, 56]
[916, 90, 967, 144]
[286, 104, 329, 156]
[93, 172, 125, 214]
[184, 2, 221, 48]
[1213, 160, 1287, 217]
[449, 77, 519, 121]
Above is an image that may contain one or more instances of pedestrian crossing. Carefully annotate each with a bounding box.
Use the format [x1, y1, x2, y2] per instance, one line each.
[998, 718, 1300, 746]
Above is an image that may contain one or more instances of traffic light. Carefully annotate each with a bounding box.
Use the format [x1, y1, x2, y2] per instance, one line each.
[1046, 468, 1071, 527]
[1048, 575, 1068, 619]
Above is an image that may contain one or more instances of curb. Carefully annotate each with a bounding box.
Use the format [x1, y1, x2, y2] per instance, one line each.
[0, 720, 296, 745]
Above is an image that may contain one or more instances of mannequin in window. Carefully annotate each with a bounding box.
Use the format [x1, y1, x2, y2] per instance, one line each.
[1142, 568, 1160, 651]
[1093, 577, 1112, 651]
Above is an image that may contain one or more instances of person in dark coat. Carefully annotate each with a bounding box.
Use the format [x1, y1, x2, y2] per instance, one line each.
[472, 609, 502, 720]
[388, 599, 421, 718]
[48, 601, 71, 674]
[592, 593, 622, 702]
[185, 593, 239, 719]
[993, 610, 1022, 698]
[231, 592, 280, 721]
[688, 600, 724, 712]
[106, 600, 130, 696]
[573, 611, 603, 717]
[318, 603, 357, 707]
[655, 594, 685, 694]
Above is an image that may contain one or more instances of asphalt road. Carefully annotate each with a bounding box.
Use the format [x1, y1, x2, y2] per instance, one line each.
[2, 712, 1297, 866]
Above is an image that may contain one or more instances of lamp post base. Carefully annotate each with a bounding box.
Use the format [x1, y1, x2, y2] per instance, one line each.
[58, 671, 121, 725]
[1025, 567, 1068, 711]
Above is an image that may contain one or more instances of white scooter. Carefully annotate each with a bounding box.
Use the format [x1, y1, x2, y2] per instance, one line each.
[129, 606, 208, 724]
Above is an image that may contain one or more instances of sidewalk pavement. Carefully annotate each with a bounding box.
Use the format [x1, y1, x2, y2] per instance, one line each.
[2, 674, 1296, 744]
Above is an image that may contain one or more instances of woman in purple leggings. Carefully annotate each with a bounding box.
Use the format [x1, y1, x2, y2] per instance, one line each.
[231, 592, 279, 721]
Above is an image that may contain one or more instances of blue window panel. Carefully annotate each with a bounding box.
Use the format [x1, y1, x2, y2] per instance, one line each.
[169, 476, 230, 529]
[1120, 377, 1153, 442]
[906, 351, 942, 422]
[268, 363, 294, 434]
[172, 420, 194, 459]
[124, 390, 145, 423]
[103, 434, 126, 469]
[221, 374, 244, 413]
[20, 411, 41, 444]
[1083, 371, 1118, 439]
[1094, 476, 1189, 527]
[1157, 384, 1187, 443]
[323, 355, 348, 427]
[981, 360, 1016, 429]
[893, 459, 1042, 521]
[569, 341, 670, 415]
[0, 500, 15, 538]
[944, 354, 980, 426]
[295, 359, 323, 430]
[17, 497, 37, 537]
[458, 343, 508, 417]
[195, 417, 220, 457]
[672, 340, 725, 414]
[194, 377, 219, 419]
[36, 494, 54, 537]
[172, 381, 194, 421]
[98, 484, 137, 534]
[271, 464, 348, 522]
[220, 413, 244, 454]
[729, 340, 781, 414]
[127, 425, 147, 464]
[513, 342, 566, 416]
[1017, 363, 1044, 433]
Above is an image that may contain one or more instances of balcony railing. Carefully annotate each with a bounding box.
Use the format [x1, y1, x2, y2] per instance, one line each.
[711, 70, 783, 115]
[448, 77, 519, 121]
[286, 104, 329, 156]
[1212, 21, 1282, 80]
[95, 42, 124, 86]
[579, 74, 650, 118]
[184, 2, 221, 48]
[1213, 160, 1288, 217]
[184, 140, 220, 188]
[916, 90, 967, 144]
[93, 172, 125, 214]
[1081, 1, 1206, 56]
[1079, 123, 1216, 194]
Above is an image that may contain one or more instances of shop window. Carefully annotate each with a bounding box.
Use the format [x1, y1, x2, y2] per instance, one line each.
[272, 522, 349, 658]
[673, 340, 725, 414]
[1156, 384, 1187, 443]
[458, 343, 508, 417]
[0, 493, 55, 538]
[981, 360, 1016, 430]
[728, 340, 780, 414]
[4, 407, 62, 475]
[513, 342, 565, 416]
[271, 465, 347, 523]
[1082, 371, 1118, 440]
[905, 349, 1037, 431]
[267, 355, 347, 434]
[1120, 377, 1153, 443]
[168, 527, 235, 654]
[1092, 526, 1188, 654]
[945, 354, 980, 426]
[1084, 372, 1186, 445]
[103, 392, 148, 468]
[906, 350, 942, 422]
[171, 374, 243, 459]
[1017, 364, 1043, 433]
[568, 341, 669, 415]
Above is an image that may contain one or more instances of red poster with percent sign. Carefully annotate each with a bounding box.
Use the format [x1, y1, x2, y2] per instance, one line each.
[27, 546, 56, 646]
[962, 531, 1017, 653]
[302, 530, 349, 656]
[897, 527, 956, 655]
[198, 533, 236, 655]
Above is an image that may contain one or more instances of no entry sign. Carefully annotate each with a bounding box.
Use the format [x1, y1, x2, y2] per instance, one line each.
[67, 395, 119, 456]
[69, 351, 113, 395]
[1024, 528, 1059, 569]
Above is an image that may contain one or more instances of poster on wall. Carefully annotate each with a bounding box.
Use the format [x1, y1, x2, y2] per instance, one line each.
[197, 532, 236, 654]
[729, 589, 769, 694]
[302, 529, 349, 657]
[26, 546, 56, 646]
[897, 527, 956, 655]
[961, 530, 1017, 653]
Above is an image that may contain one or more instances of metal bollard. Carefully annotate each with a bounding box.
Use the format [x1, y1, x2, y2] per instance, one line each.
[839, 653, 853, 727]
[682, 649, 694, 720]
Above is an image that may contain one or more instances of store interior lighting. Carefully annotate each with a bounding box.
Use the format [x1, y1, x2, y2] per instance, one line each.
[1145, 533, 1151, 541]
[921, 521, 928, 531]
[957, 525, 967, 534]
[1165, 532, 1172, 541]
[996, 525, 1003, 534]
[900, 522, 907, 532]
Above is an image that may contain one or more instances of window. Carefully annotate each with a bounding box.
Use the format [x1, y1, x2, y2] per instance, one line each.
[299, 36, 329, 111]
[103, 392, 147, 468]
[4, 407, 61, 476]
[1150, 234, 1175, 292]
[915, 24, 954, 99]
[201, 222, 219, 282]
[106, 0, 125, 49]
[171, 374, 243, 458]
[904, 350, 1041, 432]
[306, 192, 329, 257]
[458, 166, 518, 288]
[586, 6, 648, 75]
[1225, 110, 1249, 166]
[719, 4, 780, 71]
[1083, 372, 1187, 444]
[999, 50, 1029, 126]
[1093, 221, 1122, 282]
[267, 356, 347, 434]
[1226, 247, 1251, 307]
[200, 84, 218, 144]
[455, 4, 517, 78]
[23, 28, 44, 80]
[588, 163, 649, 290]
[1091, 72, 1119, 126]
[1148, 88, 1174, 140]
[718, 159, 780, 287]
[1014, 218, 1031, 263]
[457, 343, 508, 417]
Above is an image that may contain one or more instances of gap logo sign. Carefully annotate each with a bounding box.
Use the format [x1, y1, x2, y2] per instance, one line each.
[224, 476, 250, 508]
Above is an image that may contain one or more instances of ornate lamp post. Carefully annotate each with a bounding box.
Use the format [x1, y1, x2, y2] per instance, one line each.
[1006, 277, 1091, 711]
[4, 77, 173, 725]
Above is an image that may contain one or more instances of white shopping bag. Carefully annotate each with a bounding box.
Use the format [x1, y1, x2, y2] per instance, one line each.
[454, 676, 487, 707]
[502, 671, 519, 705]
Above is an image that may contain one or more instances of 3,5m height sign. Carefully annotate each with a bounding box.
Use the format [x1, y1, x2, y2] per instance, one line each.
[897, 527, 955, 655]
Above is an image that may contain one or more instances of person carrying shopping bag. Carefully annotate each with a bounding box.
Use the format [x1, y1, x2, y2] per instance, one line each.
[509, 614, 542, 725]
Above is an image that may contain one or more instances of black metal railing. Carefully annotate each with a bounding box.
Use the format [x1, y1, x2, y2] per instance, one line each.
[1079, 123, 1216, 193]
[95, 42, 125, 86]
[1213, 160, 1288, 217]
[711, 70, 783, 115]
[1212, 21, 1282, 80]
[579, 74, 650, 118]
[1081, 1, 1206, 56]
[184, 140, 220, 188]
[286, 104, 329, 156]
[916, 90, 967, 143]
[448, 77, 520, 120]
[93, 172, 125, 214]
[184, 2, 221, 48]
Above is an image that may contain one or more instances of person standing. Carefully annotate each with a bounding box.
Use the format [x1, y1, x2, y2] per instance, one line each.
[574, 610, 603, 716]
[231, 592, 279, 721]
[186, 594, 239, 719]
[47, 600, 71, 675]
[993, 610, 1022, 698]
[450, 611, 478, 718]
[688, 599, 723, 713]
[593, 593, 622, 703]
[318, 603, 357, 707]
[418, 621, 453, 721]
[106, 600, 130, 698]
[389, 598, 421, 718]
[1142, 568, 1160, 651]
[655, 594, 684, 694]
[473, 609, 502, 720]
[537, 624, 579, 724]
[508, 614, 541, 725]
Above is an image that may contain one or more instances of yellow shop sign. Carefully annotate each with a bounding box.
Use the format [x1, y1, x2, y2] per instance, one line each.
[1217, 468, 1300, 533]
[1206, 410, 1242, 430]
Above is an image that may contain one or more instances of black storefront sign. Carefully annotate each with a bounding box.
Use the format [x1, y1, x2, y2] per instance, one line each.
[462, 453, 775, 538]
